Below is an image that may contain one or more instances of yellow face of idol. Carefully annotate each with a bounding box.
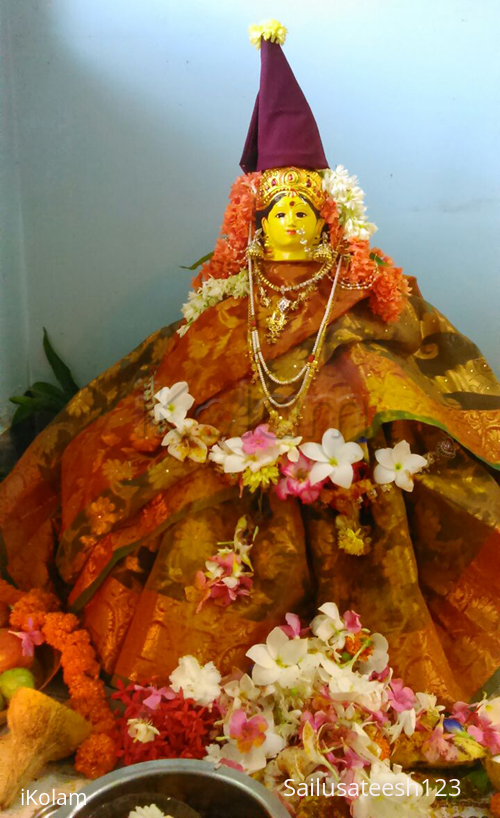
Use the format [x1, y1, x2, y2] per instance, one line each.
[261, 194, 325, 261]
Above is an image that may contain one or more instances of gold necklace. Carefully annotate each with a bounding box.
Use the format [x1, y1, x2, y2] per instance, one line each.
[256, 259, 332, 344]
[247, 256, 342, 436]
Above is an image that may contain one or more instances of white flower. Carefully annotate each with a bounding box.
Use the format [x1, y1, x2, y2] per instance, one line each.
[300, 429, 364, 488]
[226, 709, 286, 773]
[161, 418, 218, 462]
[351, 762, 436, 818]
[223, 673, 262, 706]
[169, 655, 221, 705]
[153, 381, 194, 427]
[478, 697, 500, 726]
[414, 691, 445, 716]
[127, 718, 160, 743]
[209, 436, 279, 474]
[356, 633, 389, 675]
[311, 602, 345, 643]
[179, 271, 248, 335]
[323, 664, 386, 711]
[388, 708, 417, 742]
[321, 165, 377, 241]
[276, 434, 302, 462]
[246, 627, 309, 688]
[373, 441, 427, 492]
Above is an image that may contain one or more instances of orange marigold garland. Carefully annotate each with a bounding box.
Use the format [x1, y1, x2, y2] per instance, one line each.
[74, 733, 117, 780]
[193, 172, 261, 287]
[7, 590, 116, 779]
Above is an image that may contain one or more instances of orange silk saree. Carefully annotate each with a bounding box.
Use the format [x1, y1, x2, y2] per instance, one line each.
[1, 272, 499, 705]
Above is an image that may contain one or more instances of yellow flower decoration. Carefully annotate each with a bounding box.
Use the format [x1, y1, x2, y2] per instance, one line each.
[88, 496, 117, 536]
[249, 19, 287, 50]
[67, 388, 94, 417]
[242, 464, 279, 493]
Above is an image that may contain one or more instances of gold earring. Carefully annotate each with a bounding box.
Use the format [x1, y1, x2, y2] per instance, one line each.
[246, 228, 264, 261]
[312, 232, 333, 263]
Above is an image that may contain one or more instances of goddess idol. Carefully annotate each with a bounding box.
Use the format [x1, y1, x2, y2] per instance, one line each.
[1, 21, 500, 708]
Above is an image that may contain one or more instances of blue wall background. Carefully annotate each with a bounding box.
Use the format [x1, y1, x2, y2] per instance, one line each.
[1, 0, 499, 428]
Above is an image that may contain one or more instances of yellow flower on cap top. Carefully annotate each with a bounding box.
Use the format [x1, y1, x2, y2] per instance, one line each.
[249, 19, 287, 50]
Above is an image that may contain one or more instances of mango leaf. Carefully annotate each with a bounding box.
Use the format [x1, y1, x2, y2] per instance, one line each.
[43, 327, 79, 396]
[180, 251, 213, 271]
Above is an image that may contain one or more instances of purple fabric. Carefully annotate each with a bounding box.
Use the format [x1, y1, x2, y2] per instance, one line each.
[240, 38, 328, 173]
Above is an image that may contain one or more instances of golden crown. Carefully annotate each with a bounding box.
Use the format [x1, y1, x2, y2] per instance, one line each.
[257, 167, 326, 211]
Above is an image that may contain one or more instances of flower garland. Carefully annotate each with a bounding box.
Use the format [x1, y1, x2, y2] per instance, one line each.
[183, 165, 409, 336]
[3, 588, 116, 779]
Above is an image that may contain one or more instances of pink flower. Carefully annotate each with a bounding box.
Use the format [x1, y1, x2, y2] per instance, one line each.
[300, 710, 329, 737]
[422, 725, 459, 763]
[467, 718, 500, 754]
[343, 610, 362, 634]
[280, 613, 309, 639]
[274, 452, 324, 504]
[229, 709, 267, 753]
[241, 424, 276, 455]
[451, 701, 473, 725]
[9, 617, 44, 657]
[133, 685, 175, 710]
[343, 747, 370, 770]
[388, 679, 416, 713]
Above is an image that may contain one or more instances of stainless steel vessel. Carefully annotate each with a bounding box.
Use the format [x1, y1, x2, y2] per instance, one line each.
[44, 759, 289, 818]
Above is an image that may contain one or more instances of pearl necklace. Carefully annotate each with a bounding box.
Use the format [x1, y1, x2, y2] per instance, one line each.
[247, 255, 342, 431]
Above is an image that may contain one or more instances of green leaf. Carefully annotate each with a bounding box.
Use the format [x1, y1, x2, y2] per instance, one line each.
[10, 403, 36, 426]
[369, 252, 389, 267]
[9, 395, 55, 411]
[180, 251, 213, 271]
[42, 328, 79, 396]
[30, 381, 68, 407]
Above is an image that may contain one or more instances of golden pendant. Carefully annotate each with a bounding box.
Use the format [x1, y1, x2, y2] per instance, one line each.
[267, 296, 291, 343]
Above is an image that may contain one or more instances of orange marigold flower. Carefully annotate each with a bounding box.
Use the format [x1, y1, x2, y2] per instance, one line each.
[193, 172, 261, 288]
[373, 733, 391, 761]
[490, 793, 500, 818]
[88, 496, 118, 536]
[74, 734, 117, 779]
[42, 612, 79, 650]
[10, 589, 60, 630]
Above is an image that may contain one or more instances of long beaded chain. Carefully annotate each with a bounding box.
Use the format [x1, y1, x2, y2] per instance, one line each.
[247, 254, 342, 435]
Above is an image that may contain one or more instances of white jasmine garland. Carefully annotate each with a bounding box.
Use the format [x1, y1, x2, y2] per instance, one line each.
[178, 270, 248, 336]
[321, 165, 377, 241]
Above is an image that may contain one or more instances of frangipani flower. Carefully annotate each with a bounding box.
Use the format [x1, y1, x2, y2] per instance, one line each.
[209, 433, 279, 474]
[478, 696, 500, 727]
[373, 441, 427, 492]
[127, 718, 160, 743]
[301, 429, 364, 488]
[246, 627, 309, 687]
[162, 418, 219, 462]
[351, 762, 435, 818]
[223, 710, 286, 773]
[356, 633, 389, 675]
[169, 655, 221, 705]
[324, 664, 386, 711]
[153, 381, 194, 427]
[311, 602, 345, 643]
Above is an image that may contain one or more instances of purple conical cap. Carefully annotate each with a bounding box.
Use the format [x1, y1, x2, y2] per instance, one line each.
[240, 31, 328, 173]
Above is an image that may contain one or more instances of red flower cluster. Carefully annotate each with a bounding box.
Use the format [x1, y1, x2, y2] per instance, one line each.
[112, 681, 220, 766]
